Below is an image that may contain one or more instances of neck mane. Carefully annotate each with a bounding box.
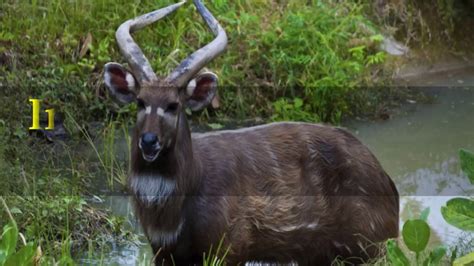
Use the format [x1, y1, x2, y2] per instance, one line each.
[128, 112, 201, 245]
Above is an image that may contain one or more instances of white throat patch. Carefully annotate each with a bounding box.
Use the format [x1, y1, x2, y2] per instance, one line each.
[130, 175, 176, 205]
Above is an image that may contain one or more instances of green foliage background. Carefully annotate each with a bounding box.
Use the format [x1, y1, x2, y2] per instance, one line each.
[0, 0, 388, 127]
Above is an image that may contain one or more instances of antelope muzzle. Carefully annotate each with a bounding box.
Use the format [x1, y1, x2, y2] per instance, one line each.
[139, 132, 161, 162]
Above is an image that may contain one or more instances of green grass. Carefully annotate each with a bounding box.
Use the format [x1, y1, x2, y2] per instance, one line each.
[1, 0, 472, 264]
[0, 0, 391, 126]
[0, 113, 131, 261]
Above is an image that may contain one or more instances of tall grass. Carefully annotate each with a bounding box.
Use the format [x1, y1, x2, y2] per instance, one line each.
[66, 110, 129, 188]
[1, 0, 387, 125]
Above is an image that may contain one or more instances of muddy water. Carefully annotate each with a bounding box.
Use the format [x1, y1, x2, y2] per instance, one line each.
[347, 86, 474, 248]
[81, 72, 474, 265]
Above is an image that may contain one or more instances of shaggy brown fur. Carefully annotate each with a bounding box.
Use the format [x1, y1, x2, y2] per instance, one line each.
[129, 118, 399, 265]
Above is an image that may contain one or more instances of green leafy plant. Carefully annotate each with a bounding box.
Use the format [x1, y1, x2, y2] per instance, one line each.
[441, 149, 474, 232]
[402, 219, 430, 255]
[0, 197, 39, 266]
[441, 198, 474, 232]
[439, 148, 474, 265]
[459, 149, 474, 184]
[388, 148, 474, 266]
[386, 209, 447, 266]
[0, 222, 37, 266]
[272, 97, 318, 122]
[453, 252, 474, 266]
[386, 239, 410, 266]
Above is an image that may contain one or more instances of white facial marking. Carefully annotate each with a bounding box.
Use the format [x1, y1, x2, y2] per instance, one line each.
[137, 110, 146, 121]
[186, 79, 196, 97]
[130, 175, 176, 206]
[157, 107, 165, 117]
[104, 71, 112, 88]
[125, 72, 135, 89]
[145, 106, 151, 115]
[147, 219, 184, 247]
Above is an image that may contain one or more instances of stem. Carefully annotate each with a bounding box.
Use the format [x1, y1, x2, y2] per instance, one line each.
[0, 196, 15, 225]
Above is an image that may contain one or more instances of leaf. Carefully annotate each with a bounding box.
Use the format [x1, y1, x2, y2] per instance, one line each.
[293, 98, 303, 109]
[79, 32, 93, 59]
[9, 208, 22, 214]
[4, 242, 35, 266]
[207, 123, 224, 130]
[0, 250, 7, 265]
[453, 252, 474, 266]
[420, 207, 430, 221]
[402, 219, 430, 253]
[459, 149, 474, 184]
[370, 34, 384, 43]
[386, 239, 410, 266]
[441, 197, 474, 231]
[422, 246, 446, 266]
[0, 222, 18, 258]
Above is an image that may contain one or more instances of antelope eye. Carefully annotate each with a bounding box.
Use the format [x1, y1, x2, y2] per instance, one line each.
[166, 102, 179, 113]
[136, 99, 145, 110]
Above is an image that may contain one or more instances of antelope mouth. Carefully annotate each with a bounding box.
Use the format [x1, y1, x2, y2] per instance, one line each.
[139, 141, 161, 162]
[142, 149, 160, 162]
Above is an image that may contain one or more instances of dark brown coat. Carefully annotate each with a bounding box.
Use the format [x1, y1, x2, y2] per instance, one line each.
[129, 118, 399, 265]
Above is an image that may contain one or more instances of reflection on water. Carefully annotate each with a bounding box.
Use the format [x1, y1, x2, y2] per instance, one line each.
[349, 87, 474, 193]
[348, 86, 474, 254]
[83, 85, 474, 264]
[80, 242, 150, 266]
[80, 196, 154, 265]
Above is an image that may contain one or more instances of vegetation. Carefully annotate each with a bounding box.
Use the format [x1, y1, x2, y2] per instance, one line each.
[372, 0, 474, 54]
[0, 0, 396, 128]
[386, 149, 474, 266]
[0, 0, 473, 264]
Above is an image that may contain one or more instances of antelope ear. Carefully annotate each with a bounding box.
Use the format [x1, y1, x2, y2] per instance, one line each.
[104, 62, 137, 104]
[185, 71, 218, 111]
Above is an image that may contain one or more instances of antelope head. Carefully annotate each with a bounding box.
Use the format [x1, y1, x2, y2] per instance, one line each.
[103, 0, 227, 163]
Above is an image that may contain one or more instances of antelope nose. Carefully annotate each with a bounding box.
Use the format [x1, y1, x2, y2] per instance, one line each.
[140, 132, 158, 148]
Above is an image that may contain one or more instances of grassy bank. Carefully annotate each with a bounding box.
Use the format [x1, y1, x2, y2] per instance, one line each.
[0, 0, 392, 126]
[1, 0, 473, 264]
